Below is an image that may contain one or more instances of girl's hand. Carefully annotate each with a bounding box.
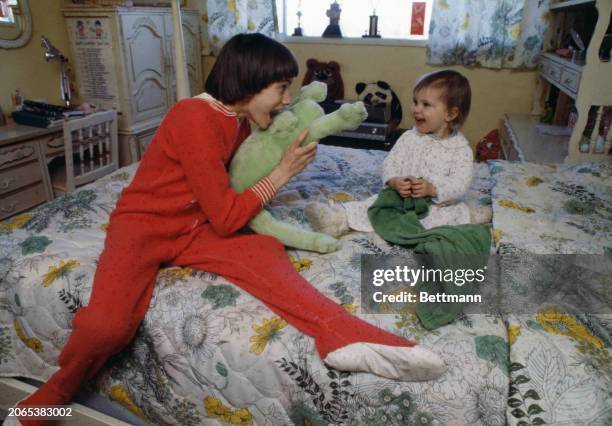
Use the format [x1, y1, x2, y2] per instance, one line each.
[411, 179, 437, 198]
[388, 176, 413, 198]
[268, 129, 317, 189]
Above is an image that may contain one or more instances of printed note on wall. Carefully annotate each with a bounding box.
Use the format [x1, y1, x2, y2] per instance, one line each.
[66, 17, 119, 110]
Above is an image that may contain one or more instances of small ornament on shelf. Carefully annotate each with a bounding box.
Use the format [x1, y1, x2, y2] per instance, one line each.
[363, 13, 380, 38]
[363, 0, 380, 38]
[292, 1, 303, 36]
[322, 1, 342, 38]
[11, 88, 24, 111]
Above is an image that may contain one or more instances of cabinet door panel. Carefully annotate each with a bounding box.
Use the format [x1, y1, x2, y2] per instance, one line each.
[121, 14, 170, 122]
[164, 12, 203, 101]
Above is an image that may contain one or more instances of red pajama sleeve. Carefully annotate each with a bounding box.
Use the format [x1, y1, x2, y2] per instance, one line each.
[162, 100, 277, 237]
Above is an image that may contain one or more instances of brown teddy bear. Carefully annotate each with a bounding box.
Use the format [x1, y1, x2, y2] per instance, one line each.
[301, 58, 344, 102]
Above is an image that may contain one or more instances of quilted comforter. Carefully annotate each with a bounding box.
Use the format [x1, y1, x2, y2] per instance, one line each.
[1, 146, 610, 425]
[489, 160, 612, 425]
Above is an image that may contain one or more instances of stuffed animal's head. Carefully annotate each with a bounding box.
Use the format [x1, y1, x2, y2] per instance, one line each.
[476, 129, 502, 161]
[229, 81, 366, 194]
[355, 81, 403, 125]
[302, 59, 344, 102]
[355, 81, 392, 106]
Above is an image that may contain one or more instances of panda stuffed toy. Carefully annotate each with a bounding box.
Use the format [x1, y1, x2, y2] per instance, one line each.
[355, 81, 402, 126]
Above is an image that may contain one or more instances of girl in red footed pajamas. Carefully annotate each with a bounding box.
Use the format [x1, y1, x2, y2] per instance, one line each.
[12, 34, 444, 426]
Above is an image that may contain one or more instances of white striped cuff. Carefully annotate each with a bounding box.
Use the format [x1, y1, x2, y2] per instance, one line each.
[251, 176, 277, 206]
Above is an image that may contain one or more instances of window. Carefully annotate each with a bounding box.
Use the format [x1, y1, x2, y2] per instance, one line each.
[275, 0, 433, 41]
[0, 0, 18, 25]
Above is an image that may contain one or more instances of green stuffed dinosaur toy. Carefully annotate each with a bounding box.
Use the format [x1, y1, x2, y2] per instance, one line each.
[229, 81, 367, 253]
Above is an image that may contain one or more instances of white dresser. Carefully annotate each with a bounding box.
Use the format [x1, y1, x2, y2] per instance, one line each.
[62, 6, 203, 165]
[0, 124, 62, 220]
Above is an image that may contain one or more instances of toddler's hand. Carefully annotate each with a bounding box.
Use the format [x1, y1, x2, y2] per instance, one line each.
[410, 179, 437, 198]
[388, 176, 413, 198]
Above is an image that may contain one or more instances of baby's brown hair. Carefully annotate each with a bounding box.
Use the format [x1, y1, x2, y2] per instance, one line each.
[414, 70, 471, 129]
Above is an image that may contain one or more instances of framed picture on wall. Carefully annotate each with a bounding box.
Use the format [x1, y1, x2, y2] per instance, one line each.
[410, 1, 426, 35]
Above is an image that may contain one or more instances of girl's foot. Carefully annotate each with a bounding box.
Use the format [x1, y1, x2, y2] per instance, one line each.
[323, 342, 446, 381]
[469, 206, 493, 224]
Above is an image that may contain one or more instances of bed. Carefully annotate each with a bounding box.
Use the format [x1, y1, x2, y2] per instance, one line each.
[489, 160, 612, 255]
[488, 159, 612, 426]
[1, 145, 610, 425]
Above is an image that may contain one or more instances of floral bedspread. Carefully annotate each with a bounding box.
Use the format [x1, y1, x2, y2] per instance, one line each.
[3, 144, 595, 426]
[488, 160, 612, 255]
[488, 160, 612, 425]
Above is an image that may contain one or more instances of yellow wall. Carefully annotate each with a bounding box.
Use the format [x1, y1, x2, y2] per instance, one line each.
[0, 0, 72, 115]
[207, 41, 539, 147]
[2, 1, 538, 148]
[0, 0, 202, 120]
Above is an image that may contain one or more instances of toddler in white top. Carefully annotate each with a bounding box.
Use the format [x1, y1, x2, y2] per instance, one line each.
[306, 70, 491, 237]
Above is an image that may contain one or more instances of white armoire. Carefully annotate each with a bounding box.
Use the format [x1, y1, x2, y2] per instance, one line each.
[63, 6, 203, 165]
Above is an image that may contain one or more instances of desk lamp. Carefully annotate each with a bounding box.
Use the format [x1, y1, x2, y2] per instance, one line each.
[41, 35, 71, 108]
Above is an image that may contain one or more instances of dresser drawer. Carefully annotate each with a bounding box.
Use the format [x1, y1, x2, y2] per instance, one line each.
[0, 141, 39, 171]
[544, 61, 562, 83]
[0, 182, 47, 220]
[38, 132, 64, 158]
[0, 161, 43, 196]
[560, 67, 580, 95]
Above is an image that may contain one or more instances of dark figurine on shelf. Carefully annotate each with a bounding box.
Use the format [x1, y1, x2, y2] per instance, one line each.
[322, 1, 342, 38]
[363, 12, 380, 38]
[292, 9, 303, 36]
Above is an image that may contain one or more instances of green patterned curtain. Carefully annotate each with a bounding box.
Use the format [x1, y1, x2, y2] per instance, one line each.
[427, 0, 550, 69]
[205, 0, 277, 55]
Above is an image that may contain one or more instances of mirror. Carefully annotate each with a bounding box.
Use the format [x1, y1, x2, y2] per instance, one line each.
[0, 0, 32, 49]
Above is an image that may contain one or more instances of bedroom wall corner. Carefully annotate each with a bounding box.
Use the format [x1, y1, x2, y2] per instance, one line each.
[0, 0, 72, 116]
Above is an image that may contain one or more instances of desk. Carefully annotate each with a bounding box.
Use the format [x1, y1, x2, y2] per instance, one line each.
[0, 124, 63, 220]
